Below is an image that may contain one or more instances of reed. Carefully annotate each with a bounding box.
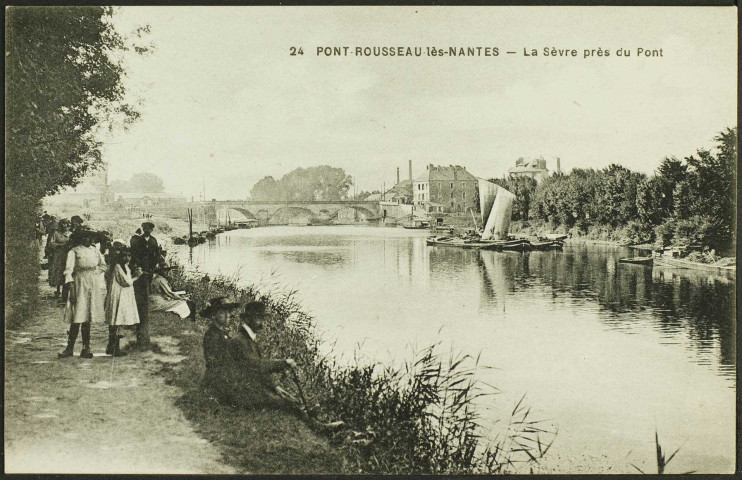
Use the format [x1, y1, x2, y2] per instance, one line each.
[631, 431, 694, 475]
[167, 262, 556, 474]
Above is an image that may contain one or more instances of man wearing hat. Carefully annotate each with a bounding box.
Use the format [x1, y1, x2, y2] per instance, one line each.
[130, 221, 162, 351]
[202, 296, 245, 394]
[230, 301, 344, 431]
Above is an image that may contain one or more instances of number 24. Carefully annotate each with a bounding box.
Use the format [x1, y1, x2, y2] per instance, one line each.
[290, 47, 304, 56]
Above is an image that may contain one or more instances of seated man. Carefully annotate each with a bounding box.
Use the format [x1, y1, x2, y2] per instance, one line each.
[150, 265, 196, 320]
[231, 301, 343, 431]
[202, 299, 341, 431]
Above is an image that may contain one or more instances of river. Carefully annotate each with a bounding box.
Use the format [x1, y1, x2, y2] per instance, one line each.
[173, 226, 735, 474]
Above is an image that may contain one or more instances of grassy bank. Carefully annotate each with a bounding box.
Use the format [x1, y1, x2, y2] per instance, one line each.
[164, 264, 556, 474]
[509, 219, 648, 246]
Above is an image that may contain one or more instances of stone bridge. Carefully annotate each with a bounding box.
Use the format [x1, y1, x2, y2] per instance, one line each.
[206, 200, 381, 225]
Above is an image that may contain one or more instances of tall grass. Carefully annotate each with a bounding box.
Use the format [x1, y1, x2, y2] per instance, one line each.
[168, 262, 556, 474]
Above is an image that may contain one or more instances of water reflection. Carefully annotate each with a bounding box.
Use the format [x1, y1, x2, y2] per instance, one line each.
[174, 227, 735, 473]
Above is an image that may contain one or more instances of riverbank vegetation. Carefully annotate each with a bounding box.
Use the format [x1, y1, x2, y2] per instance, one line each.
[165, 265, 556, 474]
[5, 7, 149, 328]
[492, 127, 737, 255]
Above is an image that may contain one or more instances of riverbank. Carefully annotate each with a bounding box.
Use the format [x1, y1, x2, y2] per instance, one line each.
[23, 208, 554, 473]
[4, 271, 348, 474]
[4, 276, 235, 474]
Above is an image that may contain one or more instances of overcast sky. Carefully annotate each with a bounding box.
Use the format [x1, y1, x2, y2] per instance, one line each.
[104, 6, 737, 200]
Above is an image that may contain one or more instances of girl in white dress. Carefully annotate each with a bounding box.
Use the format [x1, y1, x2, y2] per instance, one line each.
[59, 230, 107, 359]
[104, 248, 141, 356]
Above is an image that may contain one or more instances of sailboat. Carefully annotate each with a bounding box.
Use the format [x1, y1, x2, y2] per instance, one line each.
[426, 178, 562, 251]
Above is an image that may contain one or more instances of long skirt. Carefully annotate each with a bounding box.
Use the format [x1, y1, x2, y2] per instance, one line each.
[64, 269, 105, 324]
[47, 247, 67, 287]
[150, 294, 191, 319]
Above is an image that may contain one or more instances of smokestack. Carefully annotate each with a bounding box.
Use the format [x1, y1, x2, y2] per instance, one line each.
[397, 167, 400, 185]
[409, 159, 412, 182]
[556, 157, 561, 174]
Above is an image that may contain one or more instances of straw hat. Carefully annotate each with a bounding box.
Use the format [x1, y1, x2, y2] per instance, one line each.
[199, 296, 241, 317]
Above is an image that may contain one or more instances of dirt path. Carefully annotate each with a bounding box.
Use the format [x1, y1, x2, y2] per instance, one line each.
[4, 278, 236, 474]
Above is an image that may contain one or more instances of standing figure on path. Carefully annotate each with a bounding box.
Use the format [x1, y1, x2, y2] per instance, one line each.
[69, 215, 85, 233]
[59, 230, 107, 359]
[130, 221, 162, 351]
[104, 247, 140, 357]
[150, 266, 197, 321]
[47, 219, 71, 300]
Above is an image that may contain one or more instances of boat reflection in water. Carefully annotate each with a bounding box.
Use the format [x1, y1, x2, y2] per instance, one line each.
[176, 227, 735, 473]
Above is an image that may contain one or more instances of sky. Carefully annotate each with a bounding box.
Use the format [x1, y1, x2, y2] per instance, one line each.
[102, 6, 737, 200]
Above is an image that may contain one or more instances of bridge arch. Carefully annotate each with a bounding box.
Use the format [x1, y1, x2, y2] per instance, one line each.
[349, 206, 376, 220]
[216, 207, 256, 223]
[269, 206, 316, 225]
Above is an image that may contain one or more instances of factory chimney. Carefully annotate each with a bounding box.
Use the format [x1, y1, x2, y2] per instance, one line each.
[397, 167, 400, 185]
[556, 157, 561, 174]
[409, 159, 412, 182]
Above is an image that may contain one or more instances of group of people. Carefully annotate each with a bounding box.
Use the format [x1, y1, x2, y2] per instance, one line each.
[39, 213, 332, 426]
[36, 214, 195, 358]
[200, 297, 343, 431]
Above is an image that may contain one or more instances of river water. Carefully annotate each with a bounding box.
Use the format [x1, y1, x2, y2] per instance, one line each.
[174, 226, 735, 474]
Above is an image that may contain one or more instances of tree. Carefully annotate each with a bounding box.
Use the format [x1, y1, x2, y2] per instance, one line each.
[110, 172, 166, 193]
[250, 176, 278, 201]
[5, 7, 149, 326]
[6, 6, 150, 198]
[249, 166, 353, 201]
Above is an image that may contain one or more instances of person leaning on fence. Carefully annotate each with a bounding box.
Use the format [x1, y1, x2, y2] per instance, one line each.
[59, 229, 107, 359]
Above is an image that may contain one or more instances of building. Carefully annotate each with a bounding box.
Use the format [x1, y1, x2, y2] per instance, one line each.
[44, 163, 112, 207]
[382, 179, 413, 204]
[508, 156, 561, 183]
[412, 164, 478, 213]
[114, 192, 187, 206]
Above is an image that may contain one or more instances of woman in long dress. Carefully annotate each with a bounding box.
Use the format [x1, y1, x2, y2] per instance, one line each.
[59, 230, 107, 359]
[47, 219, 71, 300]
[104, 247, 140, 356]
[150, 266, 196, 320]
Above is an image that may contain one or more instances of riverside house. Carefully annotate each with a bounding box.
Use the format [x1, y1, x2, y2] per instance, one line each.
[413, 164, 478, 214]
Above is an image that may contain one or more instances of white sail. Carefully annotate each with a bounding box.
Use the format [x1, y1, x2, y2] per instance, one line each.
[481, 185, 516, 241]
[477, 178, 498, 226]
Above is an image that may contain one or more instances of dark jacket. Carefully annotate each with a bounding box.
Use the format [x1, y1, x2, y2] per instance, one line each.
[202, 322, 290, 406]
[130, 234, 161, 273]
[229, 324, 290, 392]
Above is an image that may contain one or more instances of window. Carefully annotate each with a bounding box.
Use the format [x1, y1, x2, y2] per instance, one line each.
[463, 191, 466, 199]
[450, 182, 454, 189]
[438, 182, 441, 190]
[451, 201, 454, 207]
[462, 182, 466, 188]
[450, 192, 454, 199]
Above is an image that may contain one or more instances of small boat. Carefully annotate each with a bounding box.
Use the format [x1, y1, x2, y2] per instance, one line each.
[541, 233, 569, 242]
[654, 255, 735, 276]
[618, 256, 653, 265]
[531, 240, 565, 251]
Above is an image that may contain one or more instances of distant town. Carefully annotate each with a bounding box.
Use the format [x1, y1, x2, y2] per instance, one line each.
[45, 156, 562, 228]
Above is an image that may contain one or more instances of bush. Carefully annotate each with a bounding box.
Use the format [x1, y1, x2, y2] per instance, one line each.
[621, 220, 653, 245]
[5, 189, 42, 329]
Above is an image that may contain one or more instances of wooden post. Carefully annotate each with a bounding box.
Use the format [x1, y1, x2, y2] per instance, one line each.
[188, 208, 193, 238]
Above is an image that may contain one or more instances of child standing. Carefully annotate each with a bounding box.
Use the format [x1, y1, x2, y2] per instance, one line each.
[104, 247, 141, 356]
[59, 230, 107, 359]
